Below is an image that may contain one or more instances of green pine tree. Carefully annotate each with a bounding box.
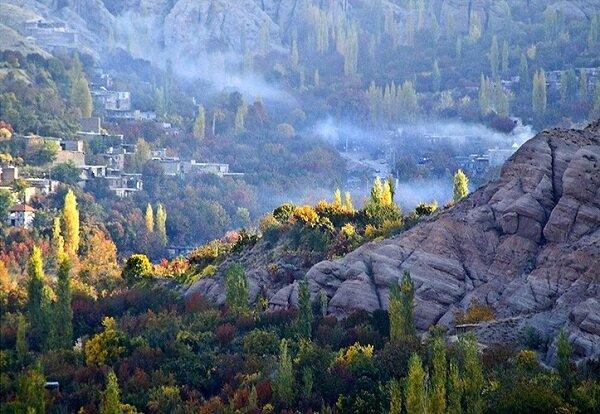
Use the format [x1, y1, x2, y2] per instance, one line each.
[389, 379, 402, 414]
[27, 246, 51, 351]
[225, 264, 249, 315]
[193, 105, 206, 140]
[274, 339, 294, 404]
[446, 358, 462, 414]
[429, 336, 447, 414]
[100, 371, 122, 414]
[16, 368, 46, 414]
[461, 334, 484, 414]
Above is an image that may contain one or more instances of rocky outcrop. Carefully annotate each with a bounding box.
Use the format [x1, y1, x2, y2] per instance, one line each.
[273, 122, 600, 362]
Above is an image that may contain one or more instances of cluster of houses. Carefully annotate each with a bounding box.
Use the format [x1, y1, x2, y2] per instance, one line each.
[22, 19, 78, 52]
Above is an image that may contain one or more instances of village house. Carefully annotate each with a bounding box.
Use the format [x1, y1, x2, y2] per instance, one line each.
[6, 204, 35, 229]
[105, 172, 143, 198]
[22, 19, 78, 50]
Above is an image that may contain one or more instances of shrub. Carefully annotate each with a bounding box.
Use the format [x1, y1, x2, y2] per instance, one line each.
[122, 254, 153, 285]
[242, 329, 279, 356]
[454, 300, 495, 324]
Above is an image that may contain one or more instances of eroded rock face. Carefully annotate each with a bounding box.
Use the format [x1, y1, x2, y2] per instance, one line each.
[275, 122, 600, 362]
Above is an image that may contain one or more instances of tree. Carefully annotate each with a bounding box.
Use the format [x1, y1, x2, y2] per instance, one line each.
[489, 35, 499, 79]
[27, 246, 50, 351]
[588, 14, 599, 49]
[446, 359, 462, 414]
[131, 138, 151, 171]
[519, 54, 529, 88]
[389, 379, 402, 414]
[290, 32, 299, 66]
[54, 256, 73, 349]
[389, 270, 416, 342]
[52, 216, 65, 263]
[560, 68, 577, 105]
[405, 353, 427, 414]
[52, 161, 80, 186]
[344, 192, 354, 211]
[193, 105, 206, 140]
[145, 203, 154, 233]
[63, 189, 80, 257]
[16, 368, 46, 414]
[453, 169, 469, 202]
[0, 188, 13, 222]
[234, 102, 248, 133]
[296, 278, 313, 340]
[225, 263, 249, 314]
[501, 40, 509, 75]
[69, 57, 93, 117]
[478, 74, 489, 114]
[79, 230, 121, 290]
[100, 370, 122, 414]
[274, 339, 295, 404]
[85, 317, 126, 366]
[461, 334, 484, 414]
[579, 71, 588, 102]
[122, 254, 153, 285]
[16, 313, 27, 365]
[156, 204, 167, 246]
[432, 60, 441, 92]
[557, 330, 573, 393]
[532, 69, 547, 117]
[429, 336, 446, 414]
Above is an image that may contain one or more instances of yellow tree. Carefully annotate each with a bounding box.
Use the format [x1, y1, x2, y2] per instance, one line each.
[145, 203, 154, 233]
[63, 190, 80, 257]
[453, 170, 469, 202]
[79, 230, 121, 291]
[156, 204, 167, 245]
[193, 105, 206, 140]
[52, 216, 65, 263]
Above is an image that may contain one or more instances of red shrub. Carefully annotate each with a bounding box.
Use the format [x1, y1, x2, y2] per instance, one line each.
[215, 323, 236, 345]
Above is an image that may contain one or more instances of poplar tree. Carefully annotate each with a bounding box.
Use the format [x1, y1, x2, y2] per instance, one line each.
[274, 339, 294, 403]
[234, 102, 248, 133]
[27, 246, 50, 351]
[405, 353, 427, 414]
[588, 14, 599, 49]
[52, 216, 65, 263]
[489, 35, 499, 79]
[100, 371, 122, 414]
[446, 359, 462, 414]
[225, 264, 249, 314]
[432, 59, 441, 92]
[156, 204, 167, 245]
[453, 169, 469, 202]
[69, 56, 93, 117]
[389, 379, 402, 414]
[455, 37, 462, 59]
[193, 105, 206, 140]
[16, 368, 46, 414]
[461, 334, 484, 414]
[290, 32, 300, 66]
[296, 278, 313, 340]
[344, 192, 354, 211]
[63, 190, 80, 257]
[579, 71, 588, 102]
[557, 330, 573, 393]
[145, 203, 154, 233]
[429, 336, 446, 414]
[532, 69, 547, 117]
[560, 69, 577, 105]
[478, 74, 488, 114]
[390, 270, 416, 342]
[16, 313, 27, 365]
[501, 40, 509, 75]
[333, 188, 343, 207]
[519, 53, 529, 87]
[54, 256, 73, 349]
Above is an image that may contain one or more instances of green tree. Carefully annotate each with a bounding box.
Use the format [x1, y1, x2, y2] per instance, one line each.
[16, 313, 27, 366]
[429, 336, 446, 414]
[0, 188, 13, 224]
[122, 254, 153, 285]
[389, 379, 402, 414]
[478, 74, 489, 114]
[405, 353, 427, 414]
[588, 14, 599, 49]
[432, 59, 441, 92]
[16, 368, 46, 414]
[461, 334, 484, 414]
[54, 256, 73, 349]
[501, 40, 509, 75]
[519, 53, 529, 89]
[131, 138, 151, 171]
[296, 278, 313, 340]
[532, 69, 547, 117]
[234, 102, 248, 133]
[390, 270, 416, 342]
[193, 105, 206, 140]
[52, 216, 65, 263]
[557, 330, 573, 394]
[156, 204, 167, 246]
[453, 169, 469, 202]
[145, 203, 154, 233]
[225, 263, 249, 314]
[27, 246, 51, 351]
[560, 68, 577, 105]
[69, 56, 93, 117]
[446, 359, 462, 414]
[62, 189, 80, 257]
[489, 35, 499, 79]
[274, 339, 295, 404]
[100, 370, 122, 414]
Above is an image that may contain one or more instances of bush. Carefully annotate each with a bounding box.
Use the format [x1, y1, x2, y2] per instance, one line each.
[122, 254, 153, 285]
[454, 300, 495, 324]
[242, 329, 279, 356]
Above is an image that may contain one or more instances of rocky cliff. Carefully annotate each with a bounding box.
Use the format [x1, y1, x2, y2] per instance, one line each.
[296, 121, 600, 362]
[188, 122, 600, 363]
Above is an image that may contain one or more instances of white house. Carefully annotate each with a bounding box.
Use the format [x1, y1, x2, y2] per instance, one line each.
[7, 204, 35, 229]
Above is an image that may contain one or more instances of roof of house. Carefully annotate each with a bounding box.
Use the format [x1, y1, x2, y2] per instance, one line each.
[9, 204, 35, 212]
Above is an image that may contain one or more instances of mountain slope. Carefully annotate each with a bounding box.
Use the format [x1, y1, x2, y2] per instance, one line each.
[292, 121, 599, 362]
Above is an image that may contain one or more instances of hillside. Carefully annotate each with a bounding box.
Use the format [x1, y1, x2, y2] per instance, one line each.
[188, 121, 600, 363]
